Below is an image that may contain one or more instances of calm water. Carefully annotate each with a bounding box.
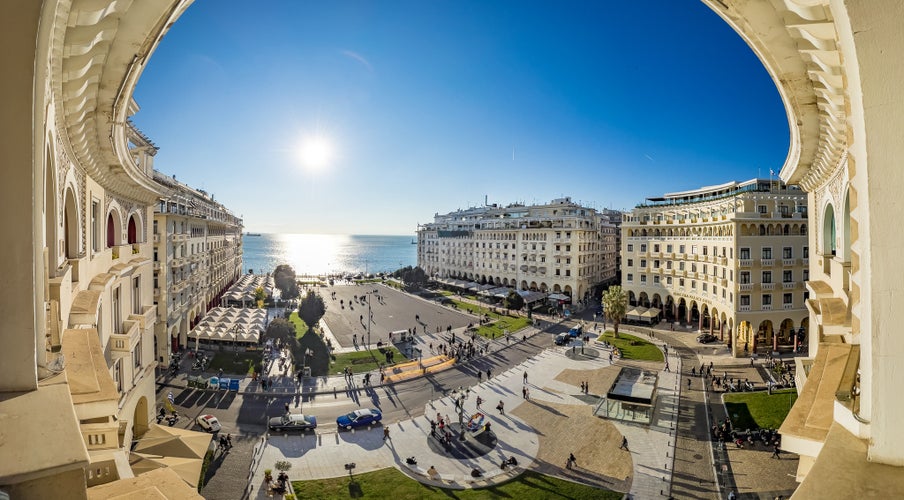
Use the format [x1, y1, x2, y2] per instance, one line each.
[242, 234, 417, 276]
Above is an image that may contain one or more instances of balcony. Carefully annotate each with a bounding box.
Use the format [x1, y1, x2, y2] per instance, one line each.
[783, 282, 796, 290]
[740, 305, 751, 312]
[761, 259, 775, 267]
[783, 258, 796, 266]
[129, 305, 157, 330]
[739, 259, 752, 267]
[153, 287, 160, 298]
[783, 303, 794, 309]
[153, 261, 160, 271]
[762, 304, 773, 311]
[762, 283, 775, 290]
[739, 283, 753, 291]
[153, 233, 160, 243]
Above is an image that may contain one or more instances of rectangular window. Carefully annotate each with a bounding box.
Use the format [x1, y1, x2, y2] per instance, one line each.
[653, 260, 660, 269]
[666, 261, 672, 270]
[679, 262, 685, 271]
[783, 293, 793, 305]
[803, 269, 809, 281]
[679, 278, 685, 287]
[112, 286, 121, 334]
[627, 273, 633, 282]
[114, 360, 123, 393]
[783, 270, 793, 283]
[653, 244, 660, 252]
[758, 205, 768, 214]
[132, 276, 141, 315]
[653, 276, 660, 284]
[783, 247, 793, 259]
[640, 275, 647, 283]
[740, 271, 750, 284]
[702, 283, 708, 292]
[740, 295, 750, 306]
[762, 294, 772, 306]
[91, 200, 100, 252]
[762, 247, 773, 259]
[640, 244, 647, 252]
[666, 244, 673, 253]
[133, 340, 142, 370]
[691, 280, 697, 289]
[803, 246, 809, 258]
[762, 271, 772, 284]
[740, 248, 751, 260]
[679, 245, 686, 254]
[666, 277, 672, 285]
[627, 244, 633, 252]
[640, 259, 647, 268]
[627, 259, 633, 267]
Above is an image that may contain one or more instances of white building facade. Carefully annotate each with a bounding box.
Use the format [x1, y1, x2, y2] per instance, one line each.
[152, 173, 243, 364]
[622, 179, 809, 358]
[417, 198, 619, 303]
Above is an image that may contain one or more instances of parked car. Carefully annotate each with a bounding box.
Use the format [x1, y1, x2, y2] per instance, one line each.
[568, 326, 583, 338]
[196, 414, 221, 433]
[336, 408, 382, 430]
[555, 333, 571, 345]
[697, 333, 719, 344]
[269, 413, 317, 432]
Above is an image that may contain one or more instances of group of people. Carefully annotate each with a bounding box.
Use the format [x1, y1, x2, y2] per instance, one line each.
[217, 433, 233, 453]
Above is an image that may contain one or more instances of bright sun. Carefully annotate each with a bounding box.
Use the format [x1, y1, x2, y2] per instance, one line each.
[297, 135, 334, 171]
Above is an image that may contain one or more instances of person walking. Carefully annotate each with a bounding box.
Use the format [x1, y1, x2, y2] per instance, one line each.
[620, 436, 629, 451]
[486, 368, 492, 379]
[687, 378, 692, 390]
[496, 400, 505, 415]
[566, 452, 576, 469]
[523, 371, 528, 384]
[771, 444, 781, 459]
[476, 396, 483, 409]
[383, 426, 391, 442]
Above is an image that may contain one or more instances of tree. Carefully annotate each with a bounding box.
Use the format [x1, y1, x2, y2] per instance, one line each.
[253, 286, 267, 308]
[601, 285, 628, 338]
[266, 317, 296, 346]
[503, 290, 525, 312]
[298, 291, 326, 333]
[273, 264, 300, 300]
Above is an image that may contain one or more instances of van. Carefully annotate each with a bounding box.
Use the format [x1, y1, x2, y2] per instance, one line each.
[568, 326, 583, 338]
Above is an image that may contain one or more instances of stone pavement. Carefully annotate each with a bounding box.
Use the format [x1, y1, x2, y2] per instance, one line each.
[250, 344, 683, 499]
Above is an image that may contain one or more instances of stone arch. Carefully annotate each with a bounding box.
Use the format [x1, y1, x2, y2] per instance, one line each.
[539, 282, 548, 293]
[43, 148, 59, 271]
[106, 207, 123, 248]
[842, 189, 851, 262]
[127, 212, 141, 244]
[553, 284, 562, 293]
[563, 285, 572, 297]
[638, 291, 650, 307]
[756, 320, 774, 354]
[651, 293, 662, 309]
[132, 395, 149, 439]
[628, 290, 637, 306]
[529, 281, 538, 291]
[521, 280, 528, 290]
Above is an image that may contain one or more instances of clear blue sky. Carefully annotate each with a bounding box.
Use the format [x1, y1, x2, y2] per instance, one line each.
[133, 0, 788, 235]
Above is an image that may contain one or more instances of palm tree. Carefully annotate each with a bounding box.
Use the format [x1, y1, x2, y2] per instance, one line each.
[601, 285, 628, 339]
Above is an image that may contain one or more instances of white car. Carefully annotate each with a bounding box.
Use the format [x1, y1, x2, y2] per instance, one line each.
[196, 414, 221, 433]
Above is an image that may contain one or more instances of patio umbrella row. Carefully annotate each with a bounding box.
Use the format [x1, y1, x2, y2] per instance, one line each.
[188, 307, 267, 343]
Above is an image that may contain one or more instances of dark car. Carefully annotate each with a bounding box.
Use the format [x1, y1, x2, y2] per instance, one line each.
[555, 333, 571, 345]
[268, 413, 317, 432]
[336, 408, 382, 430]
[697, 333, 719, 344]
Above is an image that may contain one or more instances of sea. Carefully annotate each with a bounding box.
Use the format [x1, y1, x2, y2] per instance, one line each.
[241, 233, 417, 277]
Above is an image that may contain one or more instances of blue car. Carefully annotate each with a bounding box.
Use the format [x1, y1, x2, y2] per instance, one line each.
[337, 408, 382, 430]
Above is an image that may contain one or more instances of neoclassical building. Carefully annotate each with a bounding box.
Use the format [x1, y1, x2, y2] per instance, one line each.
[417, 198, 619, 302]
[152, 173, 243, 364]
[0, 1, 202, 498]
[702, 0, 904, 496]
[622, 179, 810, 358]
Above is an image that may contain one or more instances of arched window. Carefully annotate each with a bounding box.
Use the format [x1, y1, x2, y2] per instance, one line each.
[127, 215, 138, 244]
[823, 204, 836, 256]
[107, 213, 115, 248]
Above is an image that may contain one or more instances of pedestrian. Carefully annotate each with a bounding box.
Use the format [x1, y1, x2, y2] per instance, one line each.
[585, 381, 589, 394]
[522, 386, 527, 399]
[687, 378, 692, 389]
[430, 419, 437, 437]
[772, 444, 781, 459]
[226, 434, 232, 449]
[497, 401, 505, 415]
[664, 362, 670, 372]
[609, 352, 613, 362]
[692, 367, 696, 376]
[380, 372, 386, 384]
[566, 452, 576, 469]
[284, 402, 290, 414]
[487, 368, 492, 379]
[523, 371, 528, 384]
[478, 371, 482, 382]
[383, 426, 391, 441]
[620, 436, 629, 451]
[476, 396, 483, 409]
[525, 387, 530, 400]
[580, 381, 585, 393]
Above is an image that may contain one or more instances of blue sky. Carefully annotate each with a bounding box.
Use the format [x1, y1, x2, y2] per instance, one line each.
[133, 0, 788, 235]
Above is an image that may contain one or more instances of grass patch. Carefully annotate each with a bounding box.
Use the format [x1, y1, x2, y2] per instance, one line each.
[448, 299, 530, 339]
[330, 347, 405, 376]
[292, 467, 620, 500]
[724, 389, 798, 430]
[287, 312, 311, 338]
[207, 351, 262, 376]
[597, 331, 664, 362]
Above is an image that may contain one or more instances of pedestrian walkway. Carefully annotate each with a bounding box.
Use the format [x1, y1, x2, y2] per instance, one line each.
[250, 342, 683, 498]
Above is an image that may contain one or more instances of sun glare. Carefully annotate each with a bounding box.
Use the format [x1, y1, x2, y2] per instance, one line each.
[297, 135, 334, 171]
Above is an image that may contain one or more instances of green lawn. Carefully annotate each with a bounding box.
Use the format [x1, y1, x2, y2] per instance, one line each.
[449, 299, 531, 339]
[207, 351, 262, 376]
[596, 331, 664, 362]
[292, 467, 621, 500]
[330, 347, 405, 376]
[724, 389, 798, 430]
[287, 312, 311, 338]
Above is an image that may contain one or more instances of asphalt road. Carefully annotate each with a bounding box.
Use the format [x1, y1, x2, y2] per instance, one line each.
[321, 285, 476, 348]
[158, 325, 561, 437]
